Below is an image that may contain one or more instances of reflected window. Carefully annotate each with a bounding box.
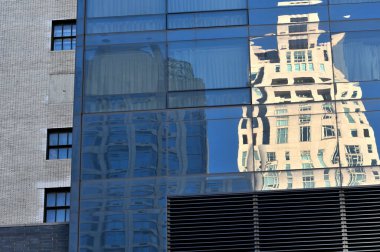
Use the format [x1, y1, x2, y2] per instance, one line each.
[295, 64, 300, 72]
[242, 135, 248, 145]
[272, 78, 288, 85]
[45, 188, 70, 223]
[241, 119, 247, 129]
[286, 52, 291, 63]
[300, 126, 311, 142]
[299, 114, 311, 124]
[275, 65, 280, 72]
[308, 63, 314, 71]
[276, 117, 288, 126]
[301, 151, 311, 161]
[294, 51, 306, 62]
[345, 145, 362, 167]
[285, 152, 290, 161]
[302, 170, 315, 188]
[289, 24, 307, 33]
[323, 125, 336, 138]
[320, 63, 325, 72]
[287, 64, 292, 72]
[267, 152, 276, 162]
[332, 146, 339, 164]
[242, 151, 248, 167]
[364, 129, 370, 137]
[323, 50, 329, 61]
[289, 39, 308, 50]
[350, 129, 358, 137]
[275, 108, 288, 115]
[277, 128, 288, 144]
[373, 171, 380, 180]
[263, 173, 279, 189]
[47, 128, 72, 160]
[52, 20, 76, 51]
[290, 17, 308, 23]
[300, 104, 311, 111]
[322, 103, 334, 113]
[368, 144, 373, 153]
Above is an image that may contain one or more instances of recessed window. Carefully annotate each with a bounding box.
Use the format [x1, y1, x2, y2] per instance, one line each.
[351, 129, 358, 137]
[52, 20, 76, 51]
[267, 152, 276, 162]
[364, 129, 370, 137]
[323, 125, 336, 138]
[45, 188, 70, 223]
[277, 128, 288, 144]
[47, 128, 72, 159]
[300, 126, 311, 142]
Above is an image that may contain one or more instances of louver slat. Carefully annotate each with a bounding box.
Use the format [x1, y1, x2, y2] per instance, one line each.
[345, 187, 380, 251]
[168, 193, 255, 252]
[257, 189, 343, 252]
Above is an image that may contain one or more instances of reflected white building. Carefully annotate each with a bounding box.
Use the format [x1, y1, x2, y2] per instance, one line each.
[238, 11, 380, 190]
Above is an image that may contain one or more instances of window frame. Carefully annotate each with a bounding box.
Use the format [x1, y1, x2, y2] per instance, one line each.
[47, 128, 73, 160]
[44, 187, 70, 223]
[51, 19, 76, 51]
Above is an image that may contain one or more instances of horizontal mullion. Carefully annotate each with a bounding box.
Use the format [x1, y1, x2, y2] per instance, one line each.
[169, 234, 254, 243]
[170, 229, 255, 238]
[169, 223, 254, 231]
[168, 201, 253, 209]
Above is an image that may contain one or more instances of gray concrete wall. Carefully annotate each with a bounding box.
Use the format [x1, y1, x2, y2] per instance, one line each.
[0, 224, 69, 251]
[0, 0, 76, 224]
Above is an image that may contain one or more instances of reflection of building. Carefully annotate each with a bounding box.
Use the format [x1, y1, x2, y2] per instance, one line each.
[239, 12, 380, 189]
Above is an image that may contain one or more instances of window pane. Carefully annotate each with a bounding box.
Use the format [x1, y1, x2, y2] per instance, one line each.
[46, 210, 56, 222]
[65, 209, 70, 222]
[87, 0, 165, 17]
[68, 132, 72, 145]
[62, 39, 72, 50]
[71, 38, 76, 49]
[63, 25, 72, 36]
[56, 209, 66, 222]
[56, 192, 66, 206]
[168, 38, 248, 91]
[58, 133, 68, 145]
[49, 133, 59, 146]
[66, 192, 70, 205]
[49, 149, 58, 159]
[67, 148, 72, 159]
[53, 39, 62, 51]
[58, 148, 68, 159]
[168, 10, 247, 29]
[46, 193, 56, 207]
[168, 0, 247, 13]
[72, 25, 76, 36]
[54, 25, 63, 37]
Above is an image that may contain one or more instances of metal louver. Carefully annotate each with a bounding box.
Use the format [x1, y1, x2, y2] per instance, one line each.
[167, 193, 256, 251]
[168, 186, 380, 251]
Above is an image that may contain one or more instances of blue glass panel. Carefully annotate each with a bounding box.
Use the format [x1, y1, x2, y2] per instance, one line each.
[68, 148, 72, 159]
[168, 26, 248, 41]
[65, 209, 70, 221]
[102, 231, 125, 248]
[168, 38, 249, 90]
[249, 0, 327, 8]
[53, 40, 62, 51]
[84, 43, 166, 112]
[68, 132, 72, 144]
[46, 210, 56, 222]
[332, 31, 380, 82]
[54, 25, 62, 37]
[49, 149, 58, 159]
[330, 2, 380, 21]
[46, 193, 56, 207]
[331, 20, 380, 33]
[168, 0, 247, 13]
[168, 88, 251, 108]
[66, 192, 71, 205]
[87, 0, 165, 17]
[249, 6, 328, 25]
[63, 24, 72, 36]
[86, 31, 166, 46]
[168, 10, 247, 29]
[56, 209, 66, 222]
[72, 25, 76, 36]
[56, 192, 66, 206]
[59, 133, 68, 145]
[59, 148, 68, 159]
[87, 15, 165, 34]
[63, 39, 72, 50]
[49, 133, 59, 146]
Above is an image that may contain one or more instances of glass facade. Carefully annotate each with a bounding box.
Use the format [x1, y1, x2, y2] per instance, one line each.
[72, 0, 380, 251]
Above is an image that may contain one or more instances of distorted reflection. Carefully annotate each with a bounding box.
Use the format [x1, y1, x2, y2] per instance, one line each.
[247, 5, 380, 190]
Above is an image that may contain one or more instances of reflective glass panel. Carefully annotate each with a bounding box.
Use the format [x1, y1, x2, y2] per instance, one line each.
[168, 38, 249, 91]
[87, 0, 165, 17]
[168, 0, 247, 13]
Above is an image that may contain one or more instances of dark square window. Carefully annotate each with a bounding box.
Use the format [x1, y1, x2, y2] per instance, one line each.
[45, 188, 70, 223]
[289, 39, 308, 50]
[364, 129, 370, 137]
[52, 20, 76, 51]
[47, 128, 72, 159]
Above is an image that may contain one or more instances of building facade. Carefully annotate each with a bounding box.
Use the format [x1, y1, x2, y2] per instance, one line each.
[73, 0, 380, 251]
[0, 0, 76, 250]
[72, 0, 380, 251]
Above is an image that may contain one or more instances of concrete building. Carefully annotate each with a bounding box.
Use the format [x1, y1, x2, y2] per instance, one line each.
[0, 0, 76, 250]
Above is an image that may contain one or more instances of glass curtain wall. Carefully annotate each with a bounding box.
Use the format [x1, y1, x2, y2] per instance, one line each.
[71, 0, 380, 251]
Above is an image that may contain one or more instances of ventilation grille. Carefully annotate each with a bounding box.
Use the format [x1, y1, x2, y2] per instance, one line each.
[257, 190, 343, 252]
[168, 187, 380, 251]
[167, 193, 255, 251]
[345, 187, 380, 251]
